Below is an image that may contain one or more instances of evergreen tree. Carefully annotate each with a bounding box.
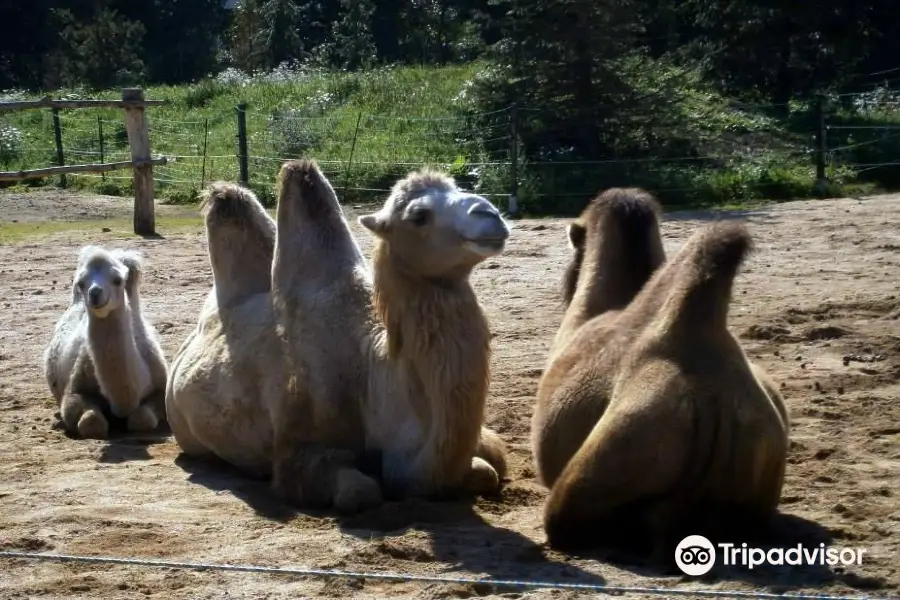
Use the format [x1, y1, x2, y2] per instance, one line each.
[330, 0, 377, 70]
[228, 0, 267, 72]
[258, 0, 304, 67]
[54, 7, 146, 89]
[117, 0, 228, 84]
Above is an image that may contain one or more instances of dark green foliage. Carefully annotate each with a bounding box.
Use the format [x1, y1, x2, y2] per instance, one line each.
[3, 0, 900, 211]
[53, 7, 147, 89]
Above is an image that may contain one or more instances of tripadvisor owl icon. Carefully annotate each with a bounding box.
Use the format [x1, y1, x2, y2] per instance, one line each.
[675, 535, 716, 576]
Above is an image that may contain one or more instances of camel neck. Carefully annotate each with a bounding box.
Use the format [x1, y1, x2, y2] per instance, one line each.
[371, 244, 491, 489]
[562, 235, 664, 337]
[87, 303, 145, 415]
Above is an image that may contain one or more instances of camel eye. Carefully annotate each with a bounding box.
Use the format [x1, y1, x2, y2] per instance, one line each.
[408, 209, 430, 227]
[111, 276, 123, 286]
[77, 281, 85, 290]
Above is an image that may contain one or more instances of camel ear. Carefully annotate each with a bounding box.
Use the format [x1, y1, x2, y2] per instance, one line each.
[359, 213, 389, 236]
[567, 223, 586, 250]
[76, 244, 103, 266]
[112, 249, 144, 288]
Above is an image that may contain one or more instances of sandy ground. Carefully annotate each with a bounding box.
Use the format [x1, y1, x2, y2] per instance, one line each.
[0, 189, 897, 599]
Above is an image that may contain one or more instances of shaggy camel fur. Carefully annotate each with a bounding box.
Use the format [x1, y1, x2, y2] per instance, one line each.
[166, 160, 509, 513]
[531, 188, 790, 553]
[43, 245, 168, 439]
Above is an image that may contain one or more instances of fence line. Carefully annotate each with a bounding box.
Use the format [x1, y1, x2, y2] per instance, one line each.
[0, 551, 884, 600]
[3, 92, 900, 214]
[0, 87, 168, 234]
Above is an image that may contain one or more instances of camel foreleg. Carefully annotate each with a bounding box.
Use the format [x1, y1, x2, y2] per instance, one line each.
[271, 434, 383, 514]
[126, 390, 166, 433]
[60, 391, 110, 440]
[463, 426, 509, 495]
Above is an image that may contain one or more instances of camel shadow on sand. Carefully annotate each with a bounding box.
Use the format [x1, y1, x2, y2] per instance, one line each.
[547, 511, 886, 595]
[173, 453, 607, 590]
[336, 496, 611, 591]
[96, 430, 171, 463]
[52, 411, 171, 463]
[174, 453, 302, 522]
[170, 454, 890, 596]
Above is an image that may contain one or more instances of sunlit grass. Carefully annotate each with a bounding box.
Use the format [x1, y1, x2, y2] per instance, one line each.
[0, 216, 204, 243]
[2, 61, 899, 213]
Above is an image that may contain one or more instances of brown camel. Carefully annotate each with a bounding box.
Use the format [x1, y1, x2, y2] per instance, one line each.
[43, 245, 168, 439]
[531, 188, 790, 554]
[166, 160, 509, 513]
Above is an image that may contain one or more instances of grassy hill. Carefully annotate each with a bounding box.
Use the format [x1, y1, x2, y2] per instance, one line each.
[1, 62, 898, 214]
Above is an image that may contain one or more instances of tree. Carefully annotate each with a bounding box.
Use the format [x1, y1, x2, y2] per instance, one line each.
[0, 0, 56, 89]
[258, 0, 304, 67]
[680, 0, 889, 103]
[227, 0, 267, 72]
[477, 0, 648, 156]
[330, 0, 377, 70]
[116, 0, 228, 84]
[54, 7, 146, 89]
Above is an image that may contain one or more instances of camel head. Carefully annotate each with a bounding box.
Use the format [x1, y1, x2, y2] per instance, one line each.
[72, 245, 142, 319]
[358, 170, 509, 278]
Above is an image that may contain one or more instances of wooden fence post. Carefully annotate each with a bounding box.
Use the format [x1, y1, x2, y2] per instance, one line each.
[814, 93, 828, 196]
[122, 88, 155, 235]
[342, 111, 363, 201]
[508, 103, 519, 217]
[97, 115, 105, 182]
[51, 107, 66, 188]
[236, 103, 249, 187]
[200, 117, 209, 189]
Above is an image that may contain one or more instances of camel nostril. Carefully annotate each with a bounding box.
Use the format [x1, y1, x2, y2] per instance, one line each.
[485, 218, 510, 240]
[88, 288, 103, 305]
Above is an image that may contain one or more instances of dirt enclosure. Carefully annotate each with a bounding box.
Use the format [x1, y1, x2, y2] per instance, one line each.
[0, 189, 898, 599]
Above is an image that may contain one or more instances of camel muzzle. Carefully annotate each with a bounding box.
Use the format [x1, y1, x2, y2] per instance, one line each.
[87, 287, 106, 309]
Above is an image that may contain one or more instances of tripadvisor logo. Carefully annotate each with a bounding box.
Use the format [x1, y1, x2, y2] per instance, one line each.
[674, 535, 868, 576]
[675, 535, 717, 576]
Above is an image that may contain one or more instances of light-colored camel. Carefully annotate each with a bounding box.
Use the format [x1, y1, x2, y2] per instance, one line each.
[43, 245, 168, 439]
[166, 160, 509, 513]
[531, 188, 790, 553]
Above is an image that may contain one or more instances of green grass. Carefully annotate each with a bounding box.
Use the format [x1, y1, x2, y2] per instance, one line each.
[0, 63, 498, 207]
[1, 61, 899, 215]
[0, 216, 203, 243]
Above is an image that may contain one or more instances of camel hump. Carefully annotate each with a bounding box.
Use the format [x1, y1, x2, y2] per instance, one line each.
[572, 188, 661, 249]
[653, 220, 752, 334]
[599, 187, 662, 233]
[200, 182, 266, 225]
[199, 181, 276, 307]
[276, 159, 342, 222]
[684, 220, 752, 287]
[562, 188, 663, 310]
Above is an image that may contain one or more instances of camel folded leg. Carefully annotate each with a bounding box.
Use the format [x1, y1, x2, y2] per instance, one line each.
[272, 442, 382, 514]
[126, 390, 167, 433]
[463, 426, 508, 495]
[60, 391, 110, 440]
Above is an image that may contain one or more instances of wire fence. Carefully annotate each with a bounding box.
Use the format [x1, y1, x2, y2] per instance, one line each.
[0, 550, 887, 600]
[2, 87, 900, 212]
